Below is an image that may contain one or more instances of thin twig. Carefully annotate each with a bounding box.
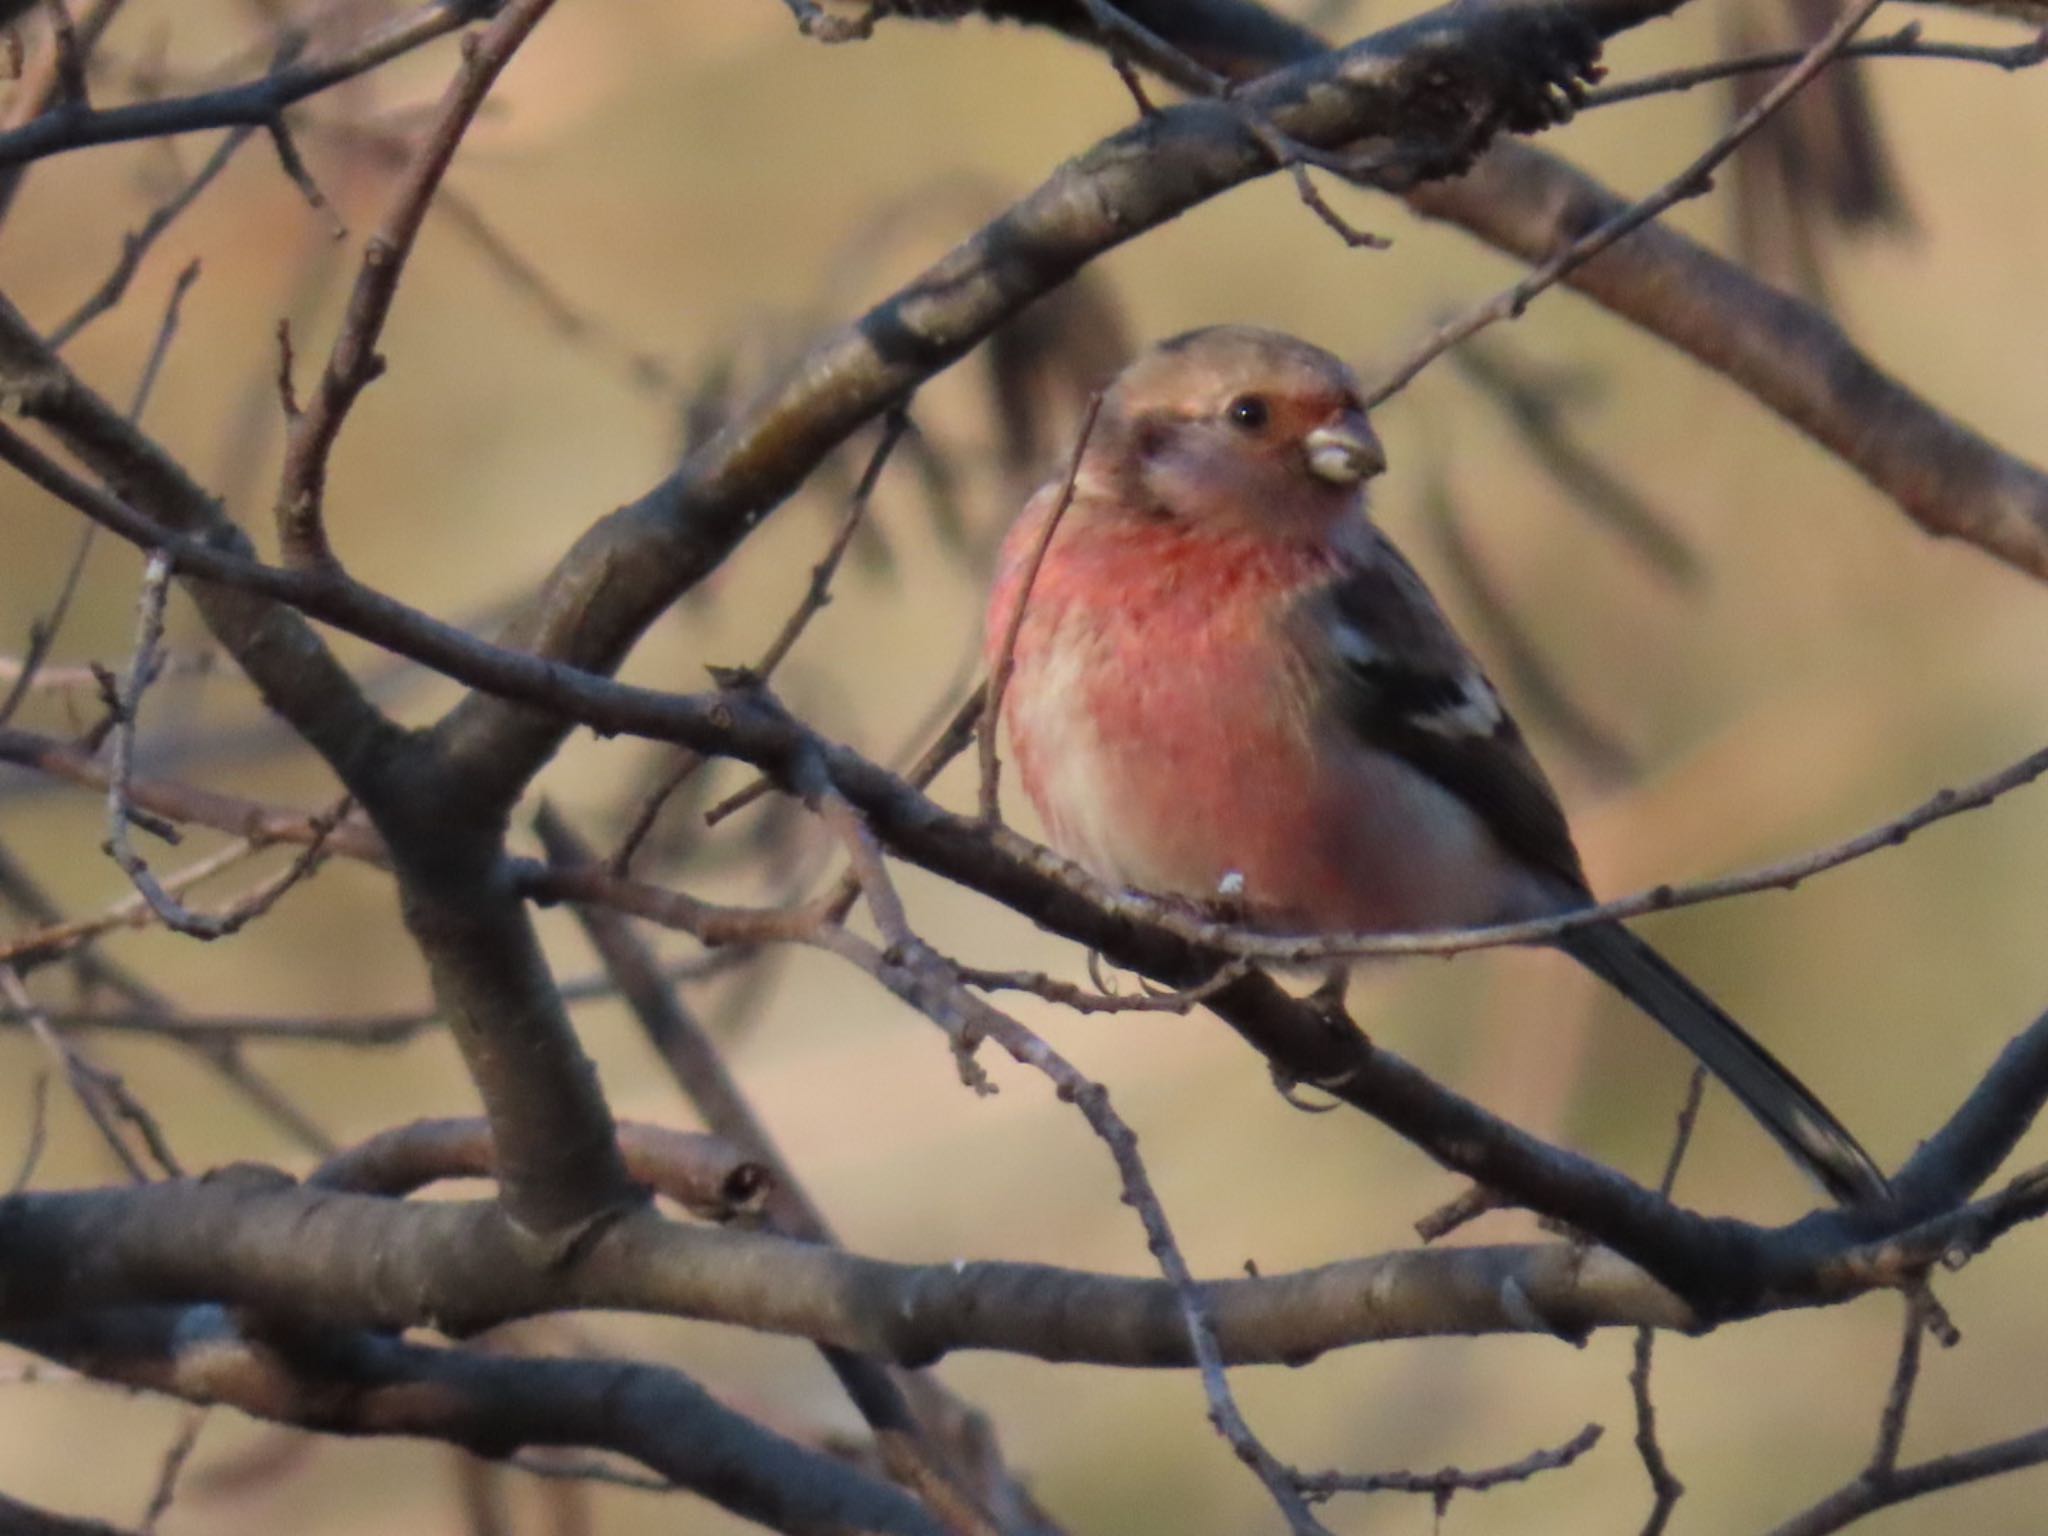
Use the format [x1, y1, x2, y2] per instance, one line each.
[1073, 0, 1390, 246]
[125, 258, 201, 420]
[35, 0, 88, 107]
[1115, 734, 2048, 965]
[139, 1410, 204, 1535]
[1414, 1181, 1513, 1242]
[980, 393, 1098, 824]
[1867, 1287, 1934, 1479]
[1765, 1422, 2048, 1536]
[1296, 1422, 1603, 1507]
[7, 1070, 50, 1194]
[753, 410, 911, 680]
[1364, 0, 1895, 408]
[275, 0, 559, 570]
[104, 555, 351, 939]
[3, 836, 264, 964]
[611, 411, 910, 873]
[0, 0, 492, 170]
[956, 959, 1250, 1015]
[48, 127, 239, 349]
[263, 112, 343, 236]
[813, 784, 1335, 1536]
[1629, 1065, 1705, 1536]
[1584, 21, 2048, 108]
[0, 258, 196, 729]
[2, 962, 177, 1180]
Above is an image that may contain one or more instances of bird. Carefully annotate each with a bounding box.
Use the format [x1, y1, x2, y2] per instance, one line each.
[984, 324, 1888, 1206]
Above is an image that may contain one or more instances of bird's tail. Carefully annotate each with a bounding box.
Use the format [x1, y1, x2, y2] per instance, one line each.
[1559, 921, 1888, 1206]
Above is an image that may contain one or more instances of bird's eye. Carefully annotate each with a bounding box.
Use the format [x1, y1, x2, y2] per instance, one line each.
[1226, 395, 1270, 432]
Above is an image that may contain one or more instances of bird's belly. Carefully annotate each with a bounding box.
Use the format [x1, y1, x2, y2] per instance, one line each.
[1006, 619, 1524, 934]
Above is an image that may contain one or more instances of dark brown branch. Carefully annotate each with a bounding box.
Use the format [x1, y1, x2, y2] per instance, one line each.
[0, 0, 127, 223]
[0, 261, 637, 1253]
[0, 1489, 141, 1536]
[1765, 1423, 2048, 1536]
[9, 1304, 950, 1536]
[309, 1116, 771, 1225]
[0, 0, 496, 169]
[0, 1121, 2041, 1374]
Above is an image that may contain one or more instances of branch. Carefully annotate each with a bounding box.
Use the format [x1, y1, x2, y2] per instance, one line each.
[0, 1100, 2040, 1374]
[9, 1304, 950, 1536]
[0, 0, 496, 169]
[1295, 1421, 1603, 1507]
[1582, 20, 2048, 107]
[275, 0, 561, 570]
[307, 1116, 771, 1225]
[1766, 1423, 2048, 1536]
[0, 1489, 141, 1536]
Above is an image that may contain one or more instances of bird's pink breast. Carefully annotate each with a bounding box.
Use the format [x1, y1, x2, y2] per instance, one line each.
[988, 510, 1503, 932]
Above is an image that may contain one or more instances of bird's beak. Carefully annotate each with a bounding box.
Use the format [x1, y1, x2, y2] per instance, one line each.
[1303, 418, 1387, 486]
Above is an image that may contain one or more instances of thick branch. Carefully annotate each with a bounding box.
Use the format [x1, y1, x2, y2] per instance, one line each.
[8, 1304, 947, 1536]
[0, 1107, 2039, 1374]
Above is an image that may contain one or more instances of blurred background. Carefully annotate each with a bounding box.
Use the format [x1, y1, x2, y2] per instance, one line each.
[3, 0, 2048, 1530]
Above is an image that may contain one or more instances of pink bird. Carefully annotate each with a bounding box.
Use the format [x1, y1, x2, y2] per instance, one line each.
[986, 325, 1885, 1204]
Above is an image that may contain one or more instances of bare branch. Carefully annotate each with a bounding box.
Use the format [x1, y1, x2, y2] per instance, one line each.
[275, 0, 560, 569]
[811, 789, 1333, 1534]
[1583, 20, 2048, 107]
[0, 0, 496, 169]
[1629, 1067, 1706, 1535]
[309, 1117, 771, 1225]
[137, 1410, 203, 1536]
[47, 130, 242, 350]
[1364, 0, 1892, 408]
[1866, 1287, 1934, 1479]
[1766, 1423, 2048, 1536]
[1296, 1421, 1604, 1507]
[102, 555, 345, 941]
[10, 1304, 951, 1536]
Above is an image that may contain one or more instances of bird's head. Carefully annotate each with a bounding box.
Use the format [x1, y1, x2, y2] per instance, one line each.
[1084, 325, 1385, 536]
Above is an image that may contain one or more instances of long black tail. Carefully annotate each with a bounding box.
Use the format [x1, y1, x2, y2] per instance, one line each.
[1559, 921, 1888, 1206]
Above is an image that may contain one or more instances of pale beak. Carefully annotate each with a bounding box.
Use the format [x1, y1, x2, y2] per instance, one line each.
[1303, 419, 1387, 486]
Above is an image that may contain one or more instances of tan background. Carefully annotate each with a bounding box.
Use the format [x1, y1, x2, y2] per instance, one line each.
[3, 1, 2048, 1530]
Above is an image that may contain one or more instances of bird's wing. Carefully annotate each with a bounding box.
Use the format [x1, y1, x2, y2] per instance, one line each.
[1291, 526, 1590, 898]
